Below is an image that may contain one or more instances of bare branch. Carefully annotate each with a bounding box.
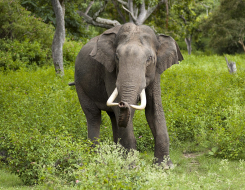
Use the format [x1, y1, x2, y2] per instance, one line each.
[93, 0, 108, 20]
[85, 1, 94, 15]
[116, 0, 128, 6]
[128, 0, 134, 22]
[137, 0, 166, 25]
[96, 17, 121, 26]
[137, 0, 147, 24]
[179, 15, 187, 25]
[145, 0, 165, 19]
[122, 5, 137, 22]
[133, 4, 138, 18]
[112, 0, 127, 23]
[77, 0, 122, 29]
[77, 10, 120, 29]
[200, 3, 209, 16]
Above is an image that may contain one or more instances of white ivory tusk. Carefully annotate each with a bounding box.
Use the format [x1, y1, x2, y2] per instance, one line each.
[106, 88, 119, 107]
[130, 89, 146, 110]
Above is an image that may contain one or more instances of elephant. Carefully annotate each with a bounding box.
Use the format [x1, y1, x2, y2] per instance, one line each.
[71, 23, 183, 168]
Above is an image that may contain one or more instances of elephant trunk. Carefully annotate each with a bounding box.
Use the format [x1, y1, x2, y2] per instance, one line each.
[107, 87, 146, 128]
[118, 101, 130, 128]
[106, 88, 146, 110]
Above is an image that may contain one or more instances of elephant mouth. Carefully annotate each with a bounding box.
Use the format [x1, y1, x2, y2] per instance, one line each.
[106, 88, 146, 110]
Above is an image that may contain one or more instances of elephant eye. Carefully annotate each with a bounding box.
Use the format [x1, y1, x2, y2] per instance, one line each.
[147, 56, 152, 62]
[115, 53, 119, 60]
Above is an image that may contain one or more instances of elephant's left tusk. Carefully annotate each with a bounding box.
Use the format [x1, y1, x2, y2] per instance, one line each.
[130, 89, 146, 110]
[107, 88, 119, 107]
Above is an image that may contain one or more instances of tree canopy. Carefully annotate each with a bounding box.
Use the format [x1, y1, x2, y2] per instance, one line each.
[202, 0, 245, 54]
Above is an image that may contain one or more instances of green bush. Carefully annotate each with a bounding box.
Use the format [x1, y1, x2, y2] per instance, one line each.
[0, 0, 55, 70]
[63, 39, 83, 66]
[0, 67, 87, 184]
[0, 39, 52, 70]
[0, 0, 54, 47]
[161, 53, 245, 159]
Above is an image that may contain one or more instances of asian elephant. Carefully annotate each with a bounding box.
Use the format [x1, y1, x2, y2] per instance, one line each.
[72, 23, 183, 168]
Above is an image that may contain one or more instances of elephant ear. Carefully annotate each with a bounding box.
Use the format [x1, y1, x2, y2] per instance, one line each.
[156, 34, 184, 74]
[90, 25, 122, 72]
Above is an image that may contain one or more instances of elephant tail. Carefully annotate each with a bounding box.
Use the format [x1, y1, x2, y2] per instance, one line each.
[68, 82, 75, 86]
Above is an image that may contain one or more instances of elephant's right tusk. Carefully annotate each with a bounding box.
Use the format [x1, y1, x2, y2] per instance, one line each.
[107, 88, 119, 107]
[130, 89, 146, 110]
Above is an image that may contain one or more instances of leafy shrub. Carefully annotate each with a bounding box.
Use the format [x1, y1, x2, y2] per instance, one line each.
[0, 67, 86, 139]
[37, 141, 172, 189]
[2, 129, 90, 185]
[161, 53, 245, 159]
[0, 0, 54, 47]
[0, 0, 55, 70]
[0, 67, 87, 184]
[0, 39, 52, 70]
[63, 40, 83, 66]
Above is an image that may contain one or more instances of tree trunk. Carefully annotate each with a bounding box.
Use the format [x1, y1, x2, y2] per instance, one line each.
[185, 36, 192, 55]
[225, 56, 237, 74]
[52, 0, 65, 76]
[238, 40, 245, 53]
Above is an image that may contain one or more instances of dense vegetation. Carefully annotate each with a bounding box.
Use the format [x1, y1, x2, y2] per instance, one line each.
[1, 53, 245, 186]
[0, 0, 244, 188]
[202, 0, 245, 54]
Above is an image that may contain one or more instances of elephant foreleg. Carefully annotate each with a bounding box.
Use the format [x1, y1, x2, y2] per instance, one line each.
[145, 74, 173, 168]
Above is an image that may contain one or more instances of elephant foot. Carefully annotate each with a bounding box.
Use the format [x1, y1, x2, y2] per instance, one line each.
[154, 156, 174, 170]
[163, 159, 174, 170]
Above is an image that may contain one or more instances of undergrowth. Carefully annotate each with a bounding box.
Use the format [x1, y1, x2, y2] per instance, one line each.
[0, 53, 245, 185]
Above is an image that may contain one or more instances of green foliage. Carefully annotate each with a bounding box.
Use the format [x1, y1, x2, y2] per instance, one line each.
[169, 0, 214, 41]
[0, 37, 82, 71]
[0, 39, 52, 70]
[0, 0, 55, 70]
[201, 0, 245, 54]
[161, 53, 245, 159]
[20, 0, 100, 41]
[63, 39, 83, 65]
[0, 54, 245, 186]
[0, 0, 54, 47]
[0, 67, 88, 184]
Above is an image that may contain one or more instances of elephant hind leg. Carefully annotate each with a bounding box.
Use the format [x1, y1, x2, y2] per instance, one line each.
[76, 85, 101, 142]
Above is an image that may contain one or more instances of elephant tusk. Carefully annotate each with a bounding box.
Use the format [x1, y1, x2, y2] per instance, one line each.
[130, 89, 146, 110]
[107, 88, 119, 107]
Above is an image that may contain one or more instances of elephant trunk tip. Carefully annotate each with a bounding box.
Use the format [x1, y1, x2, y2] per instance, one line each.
[118, 101, 130, 128]
[119, 101, 127, 108]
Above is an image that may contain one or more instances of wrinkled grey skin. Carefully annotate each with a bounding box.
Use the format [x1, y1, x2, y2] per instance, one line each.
[74, 23, 183, 167]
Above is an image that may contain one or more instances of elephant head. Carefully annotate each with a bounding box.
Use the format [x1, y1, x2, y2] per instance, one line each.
[90, 23, 183, 128]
